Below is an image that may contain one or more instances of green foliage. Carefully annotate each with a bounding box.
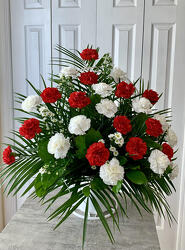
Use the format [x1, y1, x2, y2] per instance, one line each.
[126, 170, 148, 185]
[34, 173, 58, 197]
[90, 94, 101, 106]
[91, 177, 107, 190]
[83, 186, 90, 197]
[75, 135, 86, 159]
[119, 156, 128, 166]
[85, 128, 102, 146]
[38, 140, 54, 163]
[112, 180, 123, 194]
[131, 113, 148, 135]
[143, 137, 162, 150]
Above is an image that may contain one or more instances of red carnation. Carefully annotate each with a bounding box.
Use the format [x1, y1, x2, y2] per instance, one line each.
[86, 142, 110, 166]
[145, 118, 163, 137]
[19, 118, 42, 140]
[79, 72, 98, 85]
[3, 146, 15, 165]
[162, 143, 173, 160]
[80, 48, 99, 61]
[142, 89, 159, 105]
[126, 137, 147, 160]
[115, 81, 135, 99]
[40, 87, 61, 103]
[68, 91, 91, 109]
[113, 116, 132, 135]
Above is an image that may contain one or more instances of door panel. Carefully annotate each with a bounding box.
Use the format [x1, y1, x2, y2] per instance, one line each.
[142, 1, 185, 249]
[52, 0, 96, 74]
[97, 0, 144, 81]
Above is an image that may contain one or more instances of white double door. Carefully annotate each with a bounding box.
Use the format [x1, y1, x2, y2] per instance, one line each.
[10, 1, 185, 249]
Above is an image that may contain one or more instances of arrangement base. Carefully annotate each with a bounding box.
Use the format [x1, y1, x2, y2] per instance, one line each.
[73, 197, 118, 221]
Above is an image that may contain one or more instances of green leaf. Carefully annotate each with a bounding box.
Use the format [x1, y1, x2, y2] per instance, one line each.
[82, 198, 89, 250]
[38, 140, 54, 163]
[83, 186, 90, 197]
[132, 113, 148, 134]
[75, 135, 86, 159]
[85, 128, 102, 147]
[91, 177, 107, 190]
[112, 180, 123, 194]
[90, 195, 115, 243]
[143, 137, 162, 150]
[34, 174, 46, 197]
[41, 173, 58, 190]
[126, 170, 148, 185]
[126, 164, 141, 170]
[95, 57, 105, 68]
[90, 94, 101, 107]
[119, 156, 127, 166]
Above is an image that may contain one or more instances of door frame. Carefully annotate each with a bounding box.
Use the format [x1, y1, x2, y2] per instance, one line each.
[0, 0, 17, 228]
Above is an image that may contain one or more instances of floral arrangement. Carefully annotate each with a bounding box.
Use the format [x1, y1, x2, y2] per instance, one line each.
[1, 45, 178, 248]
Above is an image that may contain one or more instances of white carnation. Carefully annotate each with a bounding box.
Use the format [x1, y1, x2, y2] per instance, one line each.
[154, 114, 169, 132]
[96, 99, 118, 118]
[21, 95, 42, 112]
[92, 82, 113, 97]
[132, 97, 153, 114]
[148, 150, 170, 175]
[165, 128, 177, 147]
[100, 158, 124, 185]
[59, 67, 78, 78]
[68, 115, 91, 135]
[112, 67, 127, 82]
[48, 133, 70, 159]
[169, 163, 179, 180]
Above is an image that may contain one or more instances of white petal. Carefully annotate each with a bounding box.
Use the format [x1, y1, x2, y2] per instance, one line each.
[68, 115, 91, 135]
[100, 158, 124, 186]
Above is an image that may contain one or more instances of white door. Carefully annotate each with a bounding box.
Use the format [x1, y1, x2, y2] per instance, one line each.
[10, 0, 52, 208]
[96, 0, 144, 81]
[142, 0, 185, 249]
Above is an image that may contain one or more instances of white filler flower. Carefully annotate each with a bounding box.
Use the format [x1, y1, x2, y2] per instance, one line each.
[59, 67, 78, 78]
[154, 114, 169, 132]
[39, 167, 47, 175]
[165, 128, 178, 147]
[22, 95, 42, 112]
[112, 67, 127, 82]
[68, 115, 91, 135]
[169, 163, 179, 180]
[100, 158, 124, 185]
[148, 149, 170, 175]
[39, 106, 54, 117]
[48, 133, 70, 159]
[132, 97, 153, 114]
[96, 99, 118, 118]
[92, 82, 113, 97]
